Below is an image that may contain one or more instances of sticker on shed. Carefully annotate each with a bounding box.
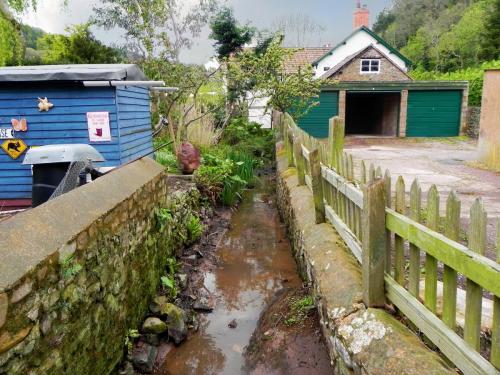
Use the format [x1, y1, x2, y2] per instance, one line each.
[1, 139, 27, 159]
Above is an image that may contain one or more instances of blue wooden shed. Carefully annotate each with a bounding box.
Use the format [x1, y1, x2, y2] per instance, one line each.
[0, 64, 158, 208]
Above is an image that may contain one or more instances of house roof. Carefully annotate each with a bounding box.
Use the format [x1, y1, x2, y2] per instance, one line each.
[312, 26, 412, 67]
[0, 64, 148, 82]
[284, 47, 331, 74]
[319, 44, 412, 80]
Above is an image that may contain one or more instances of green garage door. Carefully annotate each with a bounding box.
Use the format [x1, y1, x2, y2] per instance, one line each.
[297, 91, 338, 138]
[407, 90, 462, 137]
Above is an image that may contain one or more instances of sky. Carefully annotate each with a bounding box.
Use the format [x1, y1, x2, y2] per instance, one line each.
[23, 0, 393, 64]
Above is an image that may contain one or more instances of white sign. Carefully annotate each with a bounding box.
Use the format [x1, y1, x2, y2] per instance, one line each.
[87, 112, 111, 142]
[0, 128, 14, 139]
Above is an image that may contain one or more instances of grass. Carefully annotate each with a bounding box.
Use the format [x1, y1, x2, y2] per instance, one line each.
[284, 295, 315, 326]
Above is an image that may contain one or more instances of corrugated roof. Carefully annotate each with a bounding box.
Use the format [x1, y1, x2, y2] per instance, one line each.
[0, 64, 148, 82]
[284, 47, 331, 74]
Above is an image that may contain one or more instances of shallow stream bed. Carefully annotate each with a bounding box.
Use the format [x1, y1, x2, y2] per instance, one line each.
[156, 175, 333, 375]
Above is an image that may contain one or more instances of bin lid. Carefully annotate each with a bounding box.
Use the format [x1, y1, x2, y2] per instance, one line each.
[22, 144, 105, 165]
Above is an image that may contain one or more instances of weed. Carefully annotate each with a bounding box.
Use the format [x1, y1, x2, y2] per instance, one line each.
[156, 208, 173, 229]
[284, 295, 315, 326]
[125, 329, 140, 358]
[187, 214, 204, 243]
[60, 254, 83, 279]
[161, 275, 178, 299]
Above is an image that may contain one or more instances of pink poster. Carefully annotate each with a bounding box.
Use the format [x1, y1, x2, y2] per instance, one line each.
[87, 112, 111, 142]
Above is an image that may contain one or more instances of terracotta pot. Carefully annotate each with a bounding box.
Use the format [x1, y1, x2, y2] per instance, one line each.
[177, 142, 201, 174]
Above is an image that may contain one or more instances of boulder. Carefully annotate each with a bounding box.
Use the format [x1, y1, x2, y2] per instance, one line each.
[161, 303, 188, 345]
[142, 317, 167, 334]
[131, 342, 158, 373]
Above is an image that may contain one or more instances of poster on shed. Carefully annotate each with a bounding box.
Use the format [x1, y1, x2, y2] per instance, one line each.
[87, 112, 111, 142]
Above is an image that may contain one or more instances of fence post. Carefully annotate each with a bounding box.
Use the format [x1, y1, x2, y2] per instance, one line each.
[309, 148, 325, 224]
[286, 128, 295, 167]
[328, 116, 345, 170]
[362, 179, 387, 307]
[293, 136, 305, 186]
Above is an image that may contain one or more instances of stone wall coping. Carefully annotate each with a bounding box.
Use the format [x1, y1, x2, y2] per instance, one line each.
[0, 158, 165, 292]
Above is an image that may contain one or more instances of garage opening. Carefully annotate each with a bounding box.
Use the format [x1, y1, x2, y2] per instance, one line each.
[345, 92, 400, 136]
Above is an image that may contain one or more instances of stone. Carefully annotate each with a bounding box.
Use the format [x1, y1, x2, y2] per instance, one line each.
[161, 304, 188, 345]
[193, 295, 213, 312]
[131, 342, 158, 373]
[228, 319, 237, 329]
[10, 280, 33, 304]
[0, 294, 7, 329]
[118, 361, 135, 375]
[176, 274, 188, 289]
[0, 326, 32, 354]
[141, 334, 160, 347]
[26, 307, 39, 322]
[142, 317, 167, 334]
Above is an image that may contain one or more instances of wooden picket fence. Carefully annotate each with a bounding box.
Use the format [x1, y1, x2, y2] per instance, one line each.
[275, 111, 500, 375]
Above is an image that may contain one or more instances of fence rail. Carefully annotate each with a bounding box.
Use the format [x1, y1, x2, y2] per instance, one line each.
[276, 111, 500, 374]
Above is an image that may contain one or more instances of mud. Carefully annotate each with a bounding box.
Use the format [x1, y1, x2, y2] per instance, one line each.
[155, 173, 333, 375]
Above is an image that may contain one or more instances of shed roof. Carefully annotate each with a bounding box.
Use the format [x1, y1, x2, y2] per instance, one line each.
[0, 64, 148, 82]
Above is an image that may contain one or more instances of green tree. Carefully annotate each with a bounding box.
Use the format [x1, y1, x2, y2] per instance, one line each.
[92, 0, 219, 61]
[480, 0, 500, 60]
[0, 3, 23, 65]
[209, 7, 254, 59]
[36, 24, 123, 64]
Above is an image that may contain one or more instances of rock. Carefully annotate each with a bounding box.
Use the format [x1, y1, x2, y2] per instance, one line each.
[228, 319, 237, 329]
[149, 296, 168, 316]
[142, 317, 167, 334]
[0, 294, 7, 329]
[141, 334, 160, 347]
[176, 274, 188, 290]
[161, 304, 188, 345]
[193, 295, 214, 312]
[118, 361, 135, 375]
[131, 342, 158, 373]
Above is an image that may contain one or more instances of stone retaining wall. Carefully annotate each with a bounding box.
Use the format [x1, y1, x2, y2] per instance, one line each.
[0, 159, 200, 374]
[275, 148, 454, 375]
[466, 106, 481, 138]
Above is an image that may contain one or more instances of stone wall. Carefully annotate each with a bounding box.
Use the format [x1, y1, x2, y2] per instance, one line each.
[275, 149, 454, 375]
[465, 106, 481, 138]
[0, 159, 200, 374]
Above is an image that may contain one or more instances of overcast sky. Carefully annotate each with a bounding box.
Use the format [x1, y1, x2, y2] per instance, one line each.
[24, 0, 393, 64]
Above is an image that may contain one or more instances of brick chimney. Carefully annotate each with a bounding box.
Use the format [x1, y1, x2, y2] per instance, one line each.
[354, 1, 370, 28]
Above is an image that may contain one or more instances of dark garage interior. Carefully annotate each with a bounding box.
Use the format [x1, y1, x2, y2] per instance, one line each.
[345, 92, 400, 136]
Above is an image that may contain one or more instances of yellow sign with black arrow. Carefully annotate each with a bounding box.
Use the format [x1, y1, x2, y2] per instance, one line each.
[1, 139, 27, 160]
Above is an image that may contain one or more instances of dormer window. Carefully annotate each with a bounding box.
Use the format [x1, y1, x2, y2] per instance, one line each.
[360, 59, 380, 73]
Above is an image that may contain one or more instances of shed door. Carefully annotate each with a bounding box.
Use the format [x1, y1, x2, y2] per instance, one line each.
[297, 91, 338, 138]
[406, 91, 462, 137]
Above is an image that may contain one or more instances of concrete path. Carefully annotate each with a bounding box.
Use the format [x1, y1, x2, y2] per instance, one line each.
[345, 137, 500, 258]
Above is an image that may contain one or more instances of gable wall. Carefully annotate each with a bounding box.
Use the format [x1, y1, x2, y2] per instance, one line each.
[329, 48, 411, 82]
[314, 30, 407, 78]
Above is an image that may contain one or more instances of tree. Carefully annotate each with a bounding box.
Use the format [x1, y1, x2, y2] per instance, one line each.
[36, 24, 124, 64]
[271, 14, 326, 47]
[480, 0, 500, 60]
[92, 0, 219, 61]
[209, 7, 254, 59]
[227, 35, 321, 120]
[0, 1, 23, 65]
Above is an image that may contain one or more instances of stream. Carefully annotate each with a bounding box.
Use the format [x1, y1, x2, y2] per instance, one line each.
[157, 175, 333, 375]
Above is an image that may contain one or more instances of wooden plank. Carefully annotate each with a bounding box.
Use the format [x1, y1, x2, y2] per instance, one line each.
[369, 163, 375, 182]
[325, 204, 362, 264]
[321, 166, 363, 208]
[409, 179, 422, 298]
[286, 129, 295, 167]
[310, 149, 325, 224]
[442, 191, 460, 330]
[385, 209, 500, 296]
[384, 170, 392, 273]
[305, 175, 313, 192]
[362, 180, 387, 307]
[385, 275, 499, 375]
[394, 176, 406, 285]
[360, 160, 367, 185]
[301, 144, 311, 162]
[293, 136, 306, 186]
[464, 198, 487, 351]
[425, 185, 439, 314]
[492, 220, 500, 369]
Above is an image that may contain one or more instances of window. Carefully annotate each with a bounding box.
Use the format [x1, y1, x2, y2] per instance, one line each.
[324, 66, 331, 71]
[360, 59, 380, 73]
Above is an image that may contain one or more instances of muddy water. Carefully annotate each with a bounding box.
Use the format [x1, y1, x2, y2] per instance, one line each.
[158, 178, 332, 375]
